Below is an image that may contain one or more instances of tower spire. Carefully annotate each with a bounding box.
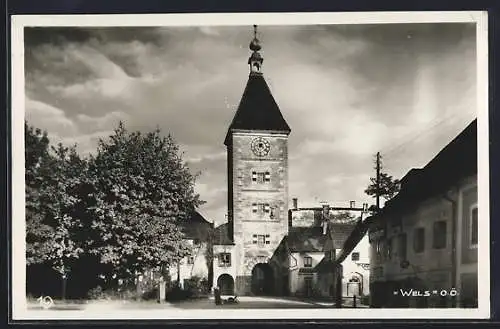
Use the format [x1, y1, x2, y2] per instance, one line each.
[248, 25, 263, 75]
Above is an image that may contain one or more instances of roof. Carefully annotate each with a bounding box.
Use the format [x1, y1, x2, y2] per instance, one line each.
[315, 258, 336, 273]
[383, 118, 477, 214]
[328, 222, 357, 250]
[286, 226, 329, 252]
[213, 223, 234, 245]
[335, 217, 373, 264]
[287, 222, 355, 253]
[180, 211, 213, 240]
[224, 74, 291, 145]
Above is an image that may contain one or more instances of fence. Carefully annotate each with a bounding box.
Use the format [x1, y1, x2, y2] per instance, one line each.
[341, 295, 369, 308]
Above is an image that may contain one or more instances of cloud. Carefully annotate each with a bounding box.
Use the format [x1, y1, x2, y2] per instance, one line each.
[23, 24, 477, 220]
[76, 111, 131, 132]
[25, 98, 77, 136]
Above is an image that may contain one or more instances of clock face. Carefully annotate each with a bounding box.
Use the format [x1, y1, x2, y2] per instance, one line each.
[251, 137, 271, 157]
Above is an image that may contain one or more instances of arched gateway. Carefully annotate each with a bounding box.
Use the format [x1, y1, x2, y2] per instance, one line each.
[251, 263, 274, 295]
[217, 274, 234, 295]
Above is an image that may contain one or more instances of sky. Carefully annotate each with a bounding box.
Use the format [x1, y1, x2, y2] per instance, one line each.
[24, 23, 477, 225]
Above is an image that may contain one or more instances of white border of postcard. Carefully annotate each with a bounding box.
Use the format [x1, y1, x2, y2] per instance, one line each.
[11, 11, 490, 320]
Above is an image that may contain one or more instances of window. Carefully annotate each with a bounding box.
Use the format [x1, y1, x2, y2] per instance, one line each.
[187, 256, 195, 264]
[386, 238, 393, 260]
[327, 250, 335, 261]
[470, 206, 478, 248]
[397, 233, 407, 260]
[433, 221, 447, 249]
[304, 256, 313, 268]
[252, 203, 271, 215]
[218, 253, 231, 267]
[257, 235, 265, 246]
[252, 234, 270, 246]
[251, 171, 271, 184]
[351, 252, 360, 261]
[413, 228, 425, 253]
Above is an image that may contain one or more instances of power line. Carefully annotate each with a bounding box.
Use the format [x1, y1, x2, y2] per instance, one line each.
[381, 113, 475, 173]
[381, 111, 461, 155]
[382, 111, 471, 157]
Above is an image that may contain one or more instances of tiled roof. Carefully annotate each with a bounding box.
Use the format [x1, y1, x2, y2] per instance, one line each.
[213, 223, 234, 245]
[315, 258, 335, 273]
[287, 226, 329, 252]
[328, 222, 357, 250]
[224, 74, 291, 145]
[383, 118, 477, 214]
[287, 223, 355, 253]
[335, 217, 372, 264]
[181, 211, 213, 240]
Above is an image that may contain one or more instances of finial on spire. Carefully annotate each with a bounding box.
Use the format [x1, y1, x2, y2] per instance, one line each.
[248, 24, 263, 74]
[249, 25, 262, 52]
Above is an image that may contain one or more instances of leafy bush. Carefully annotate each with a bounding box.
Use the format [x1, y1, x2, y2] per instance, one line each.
[166, 287, 192, 302]
[87, 286, 104, 300]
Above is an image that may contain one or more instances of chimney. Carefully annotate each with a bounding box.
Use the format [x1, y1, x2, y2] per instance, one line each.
[322, 220, 328, 235]
[292, 198, 298, 210]
[322, 204, 330, 218]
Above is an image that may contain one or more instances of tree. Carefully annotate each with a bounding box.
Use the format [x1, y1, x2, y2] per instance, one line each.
[85, 122, 204, 283]
[365, 172, 400, 201]
[25, 122, 87, 299]
[329, 211, 356, 222]
[364, 152, 400, 207]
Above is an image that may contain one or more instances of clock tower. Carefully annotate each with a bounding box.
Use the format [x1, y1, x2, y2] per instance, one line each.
[224, 25, 291, 295]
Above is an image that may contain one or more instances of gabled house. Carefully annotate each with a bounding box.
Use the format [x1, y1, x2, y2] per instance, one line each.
[168, 211, 214, 290]
[317, 217, 371, 300]
[368, 119, 478, 308]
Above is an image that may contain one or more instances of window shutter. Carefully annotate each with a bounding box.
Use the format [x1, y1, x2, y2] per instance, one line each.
[252, 171, 257, 182]
[264, 172, 271, 182]
[264, 204, 270, 212]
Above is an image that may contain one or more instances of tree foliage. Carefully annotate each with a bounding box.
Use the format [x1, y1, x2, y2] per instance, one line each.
[84, 122, 203, 280]
[25, 122, 86, 277]
[364, 153, 401, 206]
[365, 172, 401, 202]
[25, 120, 204, 292]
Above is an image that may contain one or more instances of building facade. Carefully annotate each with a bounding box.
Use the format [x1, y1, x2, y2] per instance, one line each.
[368, 119, 478, 308]
[213, 26, 291, 296]
[211, 26, 371, 299]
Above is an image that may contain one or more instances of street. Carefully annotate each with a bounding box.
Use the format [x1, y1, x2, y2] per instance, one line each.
[27, 296, 335, 312]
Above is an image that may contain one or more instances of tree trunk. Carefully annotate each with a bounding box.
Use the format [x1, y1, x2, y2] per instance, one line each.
[61, 273, 67, 301]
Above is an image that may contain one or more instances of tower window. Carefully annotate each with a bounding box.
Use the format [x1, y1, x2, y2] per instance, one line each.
[251, 171, 270, 184]
[351, 252, 360, 261]
[253, 234, 270, 246]
[252, 203, 272, 215]
[304, 256, 313, 268]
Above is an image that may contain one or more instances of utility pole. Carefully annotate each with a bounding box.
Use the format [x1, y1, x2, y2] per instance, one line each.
[375, 152, 381, 211]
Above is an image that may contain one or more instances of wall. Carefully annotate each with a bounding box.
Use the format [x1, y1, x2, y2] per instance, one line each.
[212, 244, 237, 292]
[369, 194, 455, 307]
[456, 176, 478, 307]
[341, 234, 370, 296]
[288, 251, 323, 296]
[169, 240, 210, 289]
[229, 132, 289, 295]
